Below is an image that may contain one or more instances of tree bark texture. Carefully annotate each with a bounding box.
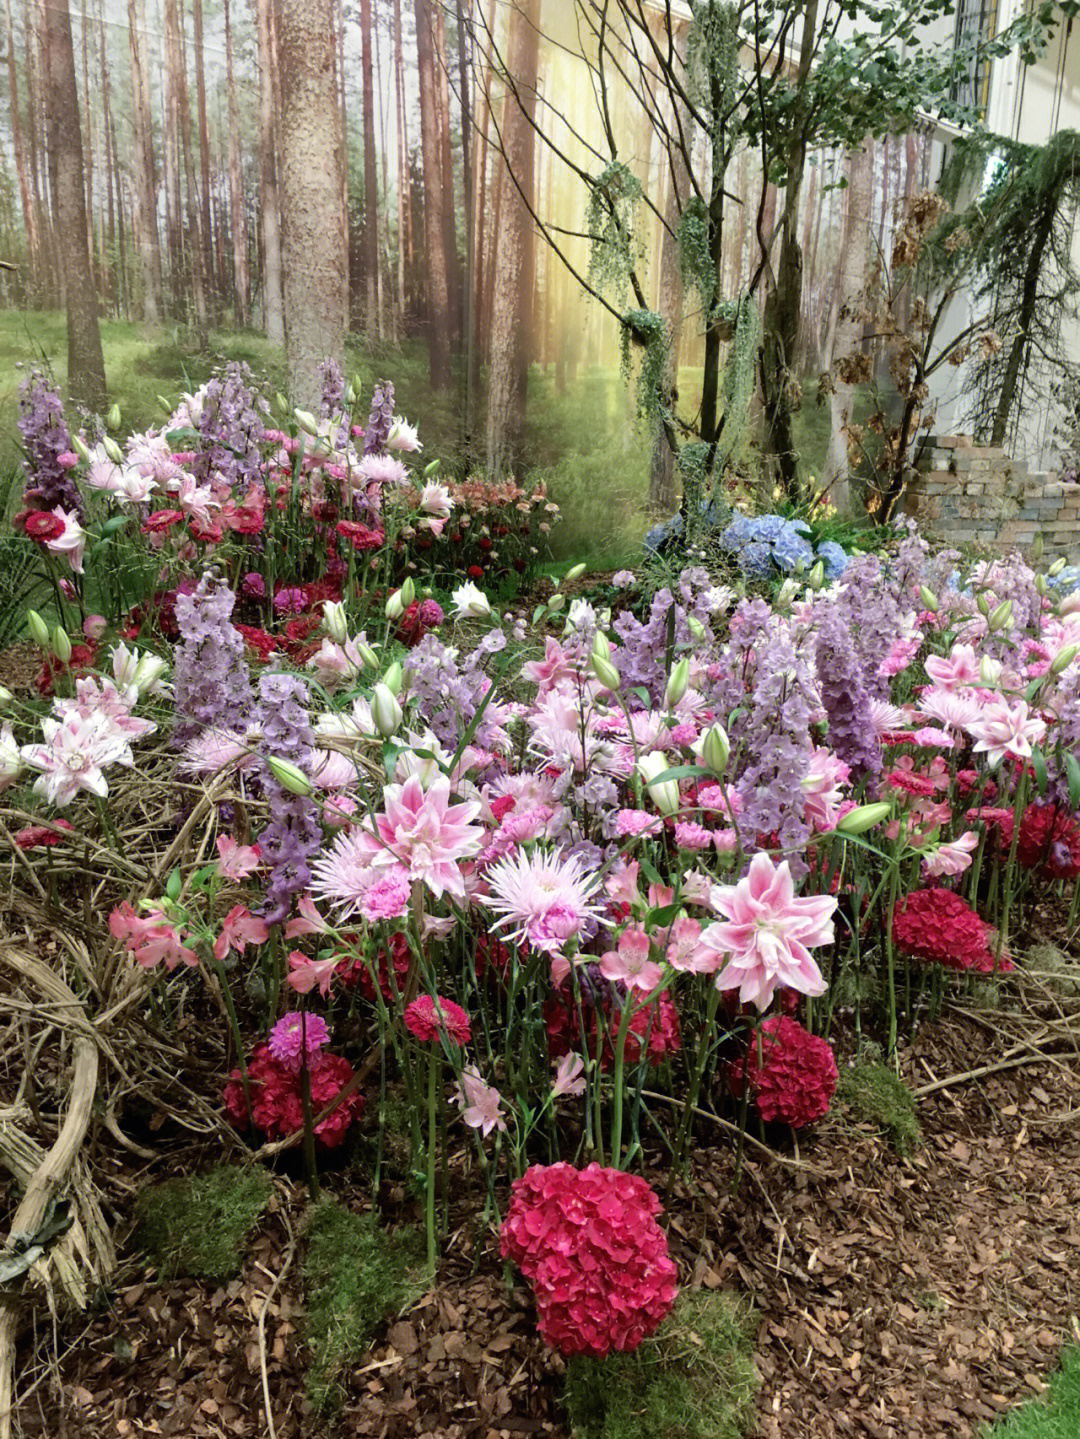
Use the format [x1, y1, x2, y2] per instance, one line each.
[414, 0, 453, 388]
[257, 0, 284, 342]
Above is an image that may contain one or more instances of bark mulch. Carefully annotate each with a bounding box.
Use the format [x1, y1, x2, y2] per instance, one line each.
[15, 1012, 1080, 1439]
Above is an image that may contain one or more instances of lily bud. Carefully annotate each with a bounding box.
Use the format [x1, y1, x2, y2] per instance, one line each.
[133, 652, 169, 693]
[835, 801, 892, 836]
[399, 577, 416, 608]
[807, 560, 825, 591]
[26, 609, 50, 647]
[592, 630, 611, 663]
[919, 585, 938, 613]
[564, 562, 587, 583]
[987, 598, 1013, 632]
[357, 643, 379, 670]
[1032, 533, 1045, 561]
[51, 627, 72, 663]
[1050, 642, 1080, 676]
[102, 435, 125, 465]
[977, 593, 991, 616]
[0, 684, 12, 707]
[266, 756, 314, 797]
[372, 683, 403, 738]
[382, 660, 403, 696]
[385, 588, 406, 620]
[664, 657, 690, 709]
[701, 722, 730, 777]
[637, 751, 680, 816]
[294, 408, 319, 436]
[72, 435, 92, 463]
[775, 578, 798, 610]
[345, 383, 357, 405]
[322, 600, 348, 644]
[1036, 573, 1048, 596]
[687, 615, 707, 641]
[106, 403, 122, 431]
[979, 655, 1001, 687]
[275, 391, 290, 416]
[157, 394, 173, 415]
[1049, 556, 1067, 577]
[590, 653, 622, 691]
[548, 593, 565, 613]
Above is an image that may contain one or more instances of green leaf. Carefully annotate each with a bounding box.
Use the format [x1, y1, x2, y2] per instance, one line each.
[1031, 747, 1049, 798]
[165, 869, 183, 902]
[1066, 752, 1080, 811]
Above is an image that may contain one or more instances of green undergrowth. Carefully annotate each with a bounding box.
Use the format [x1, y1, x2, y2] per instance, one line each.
[303, 1198, 425, 1411]
[984, 1347, 1080, 1437]
[837, 1061, 921, 1156]
[133, 1164, 273, 1280]
[563, 1290, 759, 1439]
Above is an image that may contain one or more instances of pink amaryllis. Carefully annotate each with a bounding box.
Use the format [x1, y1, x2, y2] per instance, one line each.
[482, 847, 603, 959]
[455, 1065, 507, 1137]
[699, 852, 835, 1010]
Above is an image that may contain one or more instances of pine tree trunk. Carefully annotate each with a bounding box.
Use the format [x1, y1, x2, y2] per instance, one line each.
[5, 0, 39, 292]
[223, 0, 250, 326]
[127, 0, 162, 320]
[41, 0, 105, 409]
[433, 0, 461, 342]
[360, 0, 379, 334]
[824, 143, 873, 515]
[414, 0, 453, 388]
[257, 0, 284, 342]
[192, 0, 214, 318]
[278, 0, 348, 408]
[485, 0, 539, 477]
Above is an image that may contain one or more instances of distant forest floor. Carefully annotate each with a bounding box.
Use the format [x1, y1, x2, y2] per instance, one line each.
[0, 310, 836, 564]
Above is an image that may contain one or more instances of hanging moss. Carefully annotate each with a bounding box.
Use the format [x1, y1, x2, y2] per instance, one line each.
[678, 196, 716, 310]
[586, 161, 644, 305]
[686, 1, 740, 123]
[619, 308, 671, 429]
[715, 294, 761, 468]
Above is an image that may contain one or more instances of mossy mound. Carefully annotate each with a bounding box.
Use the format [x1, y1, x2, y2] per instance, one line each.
[133, 1164, 273, 1280]
[837, 1062, 921, 1156]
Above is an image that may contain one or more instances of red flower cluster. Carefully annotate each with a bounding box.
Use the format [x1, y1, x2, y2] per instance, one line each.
[996, 803, 1080, 881]
[403, 993, 472, 1045]
[339, 930, 412, 999]
[13, 818, 74, 850]
[501, 1163, 678, 1357]
[892, 889, 1013, 974]
[335, 519, 384, 551]
[35, 641, 98, 698]
[545, 988, 681, 1070]
[729, 1016, 838, 1128]
[395, 599, 445, 648]
[223, 1042, 365, 1148]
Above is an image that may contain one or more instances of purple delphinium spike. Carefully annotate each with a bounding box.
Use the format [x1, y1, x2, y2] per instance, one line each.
[815, 605, 883, 783]
[363, 380, 395, 455]
[257, 672, 322, 924]
[193, 361, 268, 490]
[172, 573, 255, 747]
[317, 358, 346, 419]
[18, 371, 85, 519]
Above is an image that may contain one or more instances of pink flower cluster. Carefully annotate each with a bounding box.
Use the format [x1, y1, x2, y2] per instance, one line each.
[501, 1162, 678, 1357]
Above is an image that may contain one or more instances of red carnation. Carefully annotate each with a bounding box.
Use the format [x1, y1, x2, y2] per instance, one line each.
[23, 510, 66, 543]
[13, 819, 74, 850]
[467, 565, 485, 580]
[545, 987, 680, 1070]
[141, 509, 185, 536]
[403, 993, 472, 1045]
[234, 624, 280, 662]
[501, 1163, 678, 1358]
[996, 803, 1080, 881]
[729, 1015, 837, 1128]
[892, 888, 1012, 974]
[885, 768, 938, 798]
[223, 1042, 364, 1148]
[336, 519, 384, 551]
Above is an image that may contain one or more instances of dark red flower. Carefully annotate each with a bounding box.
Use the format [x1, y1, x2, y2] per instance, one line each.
[729, 1015, 837, 1128]
[892, 888, 1012, 974]
[403, 994, 472, 1045]
[336, 520, 384, 551]
[996, 802, 1080, 880]
[467, 565, 485, 580]
[234, 624, 280, 663]
[479, 536, 493, 551]
[545, 987, 680, 1070]
[35, 642, 97, 698]
[13, 819, 74, 850]
[501, 1163, 679, 1358]
[141, 509, 185, 536]
[223, 1042, 364, 1148]
[23, 510, 66, 543]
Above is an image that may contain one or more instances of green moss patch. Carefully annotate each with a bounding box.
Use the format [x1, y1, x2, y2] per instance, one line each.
[563, 1290, 759, 1439]
[837, 1061, 921, 1156]
[303, 1199, 425, 1411]
[133, 1164, 272, 1280]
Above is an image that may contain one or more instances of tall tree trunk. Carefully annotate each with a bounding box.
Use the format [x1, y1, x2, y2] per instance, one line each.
[485, 0, 539, 476]
[224, 0, 250, 326]
[278, 0, 348, 407]
[41, 0, 105, 408]
[99, 0, 115, 311]
[360, 0, 379, 334]
[127, 0, 161, 319]
[192, 0, 214, 317]
[165, 0, 207, 339]
[433, 0, 461, 341]
[470, 0, 496, 402]
[79, 0, 93, 279]
[760, 0, 819, 500]
[5, 0, 39, 290]
[824, 143, 873, 514]
[393, 0, 411, 325]
[257, 0, 284, 342]
[414, 0, 453, 388]
[457, 0, 478, 449]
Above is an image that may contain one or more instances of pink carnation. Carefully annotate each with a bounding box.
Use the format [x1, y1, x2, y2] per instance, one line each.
[403, 994, 472, 1045]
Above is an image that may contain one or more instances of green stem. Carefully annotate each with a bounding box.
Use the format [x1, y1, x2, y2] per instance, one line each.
[426, 1048, 438, 1280]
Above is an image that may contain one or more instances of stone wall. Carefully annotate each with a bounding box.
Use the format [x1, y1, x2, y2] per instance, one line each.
[903, 436, 1080, 559]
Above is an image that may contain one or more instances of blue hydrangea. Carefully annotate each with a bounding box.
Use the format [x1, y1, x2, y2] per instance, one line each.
[1050, 564, 1080, 595]
[771, 528, 815, 573]
[817, 540, 850, 580]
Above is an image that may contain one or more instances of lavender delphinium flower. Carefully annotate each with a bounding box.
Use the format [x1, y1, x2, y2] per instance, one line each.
[173, 574, 255, 747]
[815, 605, 882, 782]
[833, 555, 910, 697]
[193, 361, 268, 490]
[18, 371, 85, 518]
[317, 358, 346, 419]
[257, 672, 322, 924]
[363, 380, 395, 455]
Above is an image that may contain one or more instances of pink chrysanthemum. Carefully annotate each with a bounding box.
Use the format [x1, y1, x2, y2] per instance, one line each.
[268, 1011, 330, 1072]
[482, 847, 603, 956]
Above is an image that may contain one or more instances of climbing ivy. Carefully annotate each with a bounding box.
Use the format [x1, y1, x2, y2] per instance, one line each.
[586, 161, 644, 306]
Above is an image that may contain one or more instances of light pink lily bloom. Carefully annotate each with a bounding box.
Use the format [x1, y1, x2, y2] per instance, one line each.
[456, 1066, 507, 1137]
[922, 830, 979, 878]
[216, 836, 261, 880]
[44, 507, 86, 572]
[801, 747, 850, 832]
[22, 710, 131, 805]
[213, 904, 270, 961]
[552, 1053, 586, 1098]
[666, 915, 720, 974]
[700, 852, 835, 1011]
[370, 774, 483, 900]
[599, 924, 665, 992]
[964, 698, 1046, 766]
[924, 643, 980, 691]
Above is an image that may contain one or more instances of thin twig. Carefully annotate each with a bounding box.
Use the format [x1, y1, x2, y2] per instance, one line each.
[257, 1205, 297, 1439]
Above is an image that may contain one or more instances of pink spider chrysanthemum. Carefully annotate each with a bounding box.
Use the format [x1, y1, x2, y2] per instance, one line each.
[268, 1011, 331, 1073]
[698, 852, 836, 1011]
[482, 847, 603, 956]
